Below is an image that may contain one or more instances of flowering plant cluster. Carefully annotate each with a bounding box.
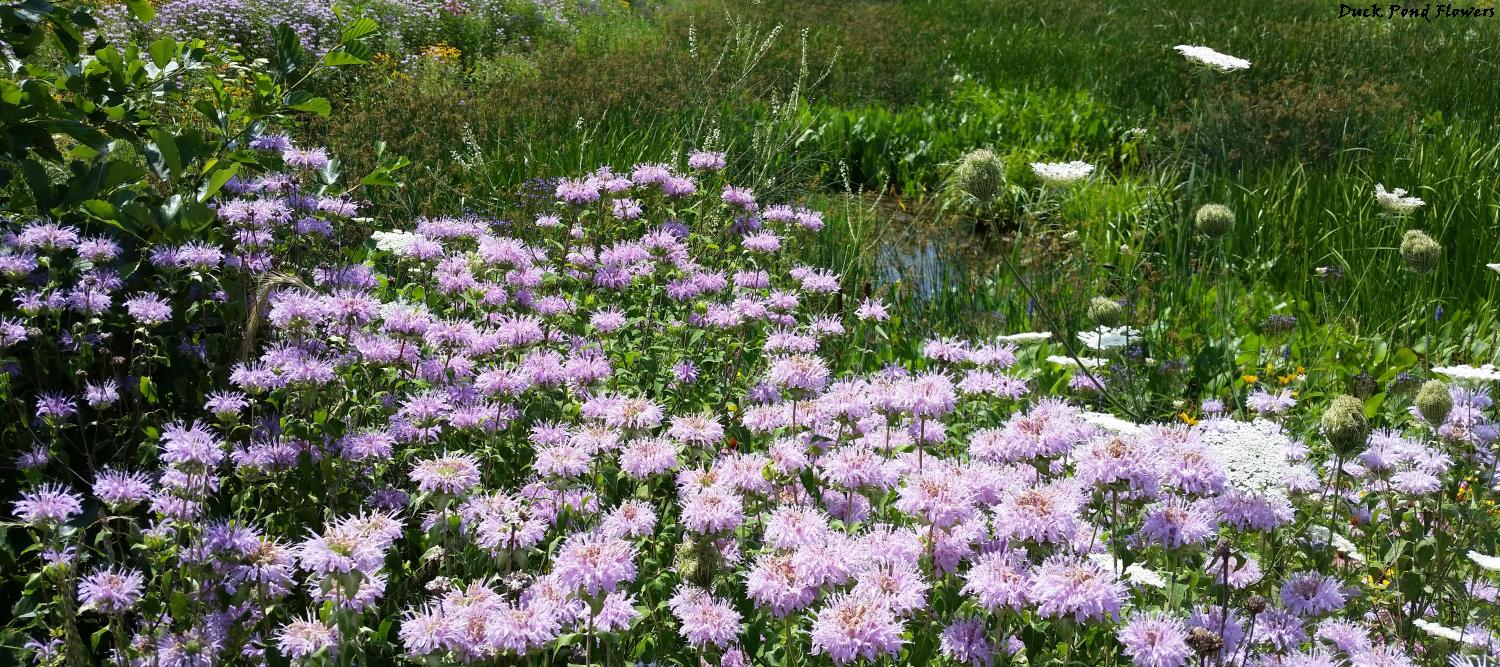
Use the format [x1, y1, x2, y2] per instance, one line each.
[7, 128, 1500, 667]
[95, 0, 590, 62]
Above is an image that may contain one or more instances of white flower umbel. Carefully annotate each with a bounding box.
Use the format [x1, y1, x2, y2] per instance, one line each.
[1174, 45, 1250, 72]
[1469, 551, 1500, 572]
[371, 230, 421, 254]
[1030, 161, 1094, 187]
[1077, 325, 1139, 351]
[997, 331, 1052, 345]
[1196, 418, 1295, 502]
[1079, 411, 1144, 436]
[1413, 618, 1465, 643]
[1487, 263, 1500, 274]
[1305, 525, 1366, 564]
[1433, 364, 1500, 384]
[1374, 184, 1425, 215]
[1046, 354, 1107, 369]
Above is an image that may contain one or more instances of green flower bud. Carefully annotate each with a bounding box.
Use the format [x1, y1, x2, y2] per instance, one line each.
[1399, 230, 1440, 275]
[1087, 297, 1124, 328]
[1195, 203, 1235, 239]
[1415, 379, 1453, 427]
[951, 148, 1006, 206]
[1322, 394, 1369, 455]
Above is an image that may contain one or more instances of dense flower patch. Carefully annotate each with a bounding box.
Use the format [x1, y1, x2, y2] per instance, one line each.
[5, 130, 1500, 666]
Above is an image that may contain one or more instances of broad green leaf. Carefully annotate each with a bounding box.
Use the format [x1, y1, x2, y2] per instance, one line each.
[148, 37, 176, 69]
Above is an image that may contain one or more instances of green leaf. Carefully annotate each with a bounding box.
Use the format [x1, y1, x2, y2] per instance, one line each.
[360, 156, 410, 187]
[139, 376, 159, 404]
[20, 159, 55, 211]
[287, 96, 331, 117]
[197, 163, 239, 203]
[322, 48, 370, 67]
[273, 24, 305, 78]
[340, 17, 379, 42]
[148, 129, 182, 178]
[124, 0, 155, 22]
[148, 37, 176, 69]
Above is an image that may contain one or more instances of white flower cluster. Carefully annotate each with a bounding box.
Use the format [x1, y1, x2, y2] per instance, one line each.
[996, 331, 1052, 344]
[1433, 363, 1500, 383]
[371, 230, 422, 254]
[1030, 161, 1095, 186]
[1046, 354, 1107, 369]
[1077, 325, 1139, 351]
[1173, 45, 1250, 72]
[1374, 183, 1425, 214]
[1197, 418, 1295, 501]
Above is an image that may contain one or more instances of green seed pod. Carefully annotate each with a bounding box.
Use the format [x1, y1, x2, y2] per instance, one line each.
[1322, 394, 1370, 455]
[950, 148, 1006, 206]
[1195, 203, 1235, 239]
[1399, 230, 1440, 275]
[1087, 297, 1124, 328]
[1415, 379, 1453, 427]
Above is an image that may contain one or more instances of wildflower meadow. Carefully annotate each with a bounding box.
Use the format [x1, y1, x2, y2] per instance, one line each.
[4, 1, 1500, 666]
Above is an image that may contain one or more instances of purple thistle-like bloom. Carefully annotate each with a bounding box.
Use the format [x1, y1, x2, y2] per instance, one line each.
[283, 147, 330, 170]
[159, 421, 224, 469]
[963, 549, 1031, 611]
[78, 567, 144, 614]
[1247, 388, 1297, 416]
[124, 293, 172, 326]
[809, 592, 906, 665]
[94, 469, 152, 509]
[13, 484, 83, 526]
[1255, 608, 1308, 651]
[671, 587, 742, 649]
[277, 615, 338, 659]
[1118, 611, 1192, 667]
[1028, 555, 1125, 622]
[553, 532, 637, 597]
[688, 150, 727, 171]
[35, 392, 78, 421]
[410, 453, 482, 495]
[1280, 571, 1346, 616]
[768, 353, 831, 395]
[680, 487, 745, 534]
[84, 380, 120, 408]
[745, 552, 819, 617]
[1137, 497, 1219, 550]
[940, 617, 994, 667]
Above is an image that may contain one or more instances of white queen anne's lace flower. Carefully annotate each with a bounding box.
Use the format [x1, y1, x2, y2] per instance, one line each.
[1433, 364, 1500, 383]
[1030, 161, 1094, 186]
[1174, 45, 1250, 71]
[1046, 354, 1106, 369]
[1469, 551, 1500, 572]
[1077, 326, 1138, 351]
[997, 331, 1052, 344]
[1375, 184, 1425, 214]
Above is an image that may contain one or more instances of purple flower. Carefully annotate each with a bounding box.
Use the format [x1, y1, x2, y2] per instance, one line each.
[1118, 611, 1192, 667]
[411, 453, 483, 495]
[94, 469, 152, 509]
[1280, 571, 1346, 616]
[13, 484, 83, 526]
[553, 532, 637, 597]
[35, 392, 78, 422]
[277, 615, 337, 659]
[283, 147, 330, 170]
[1137, 497, 1218, 550]
[671, 587, 742, 649]
[940, 617, 993, 667]
[124, 293, 172, 326]
[1028, 554, 1124, 622]
[809, 592, 905, 665]
[688, 150, 727, 171]
[84, 380, 120, 408]
[963, 549, 1031, 612]
[78, 568, 144, 614]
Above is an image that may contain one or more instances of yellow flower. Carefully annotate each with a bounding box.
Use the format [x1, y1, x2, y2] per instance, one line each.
[1242, 374, 1259, 384]
[1178, 412, 1198, 426]
[1277, 374, 1296, 385]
